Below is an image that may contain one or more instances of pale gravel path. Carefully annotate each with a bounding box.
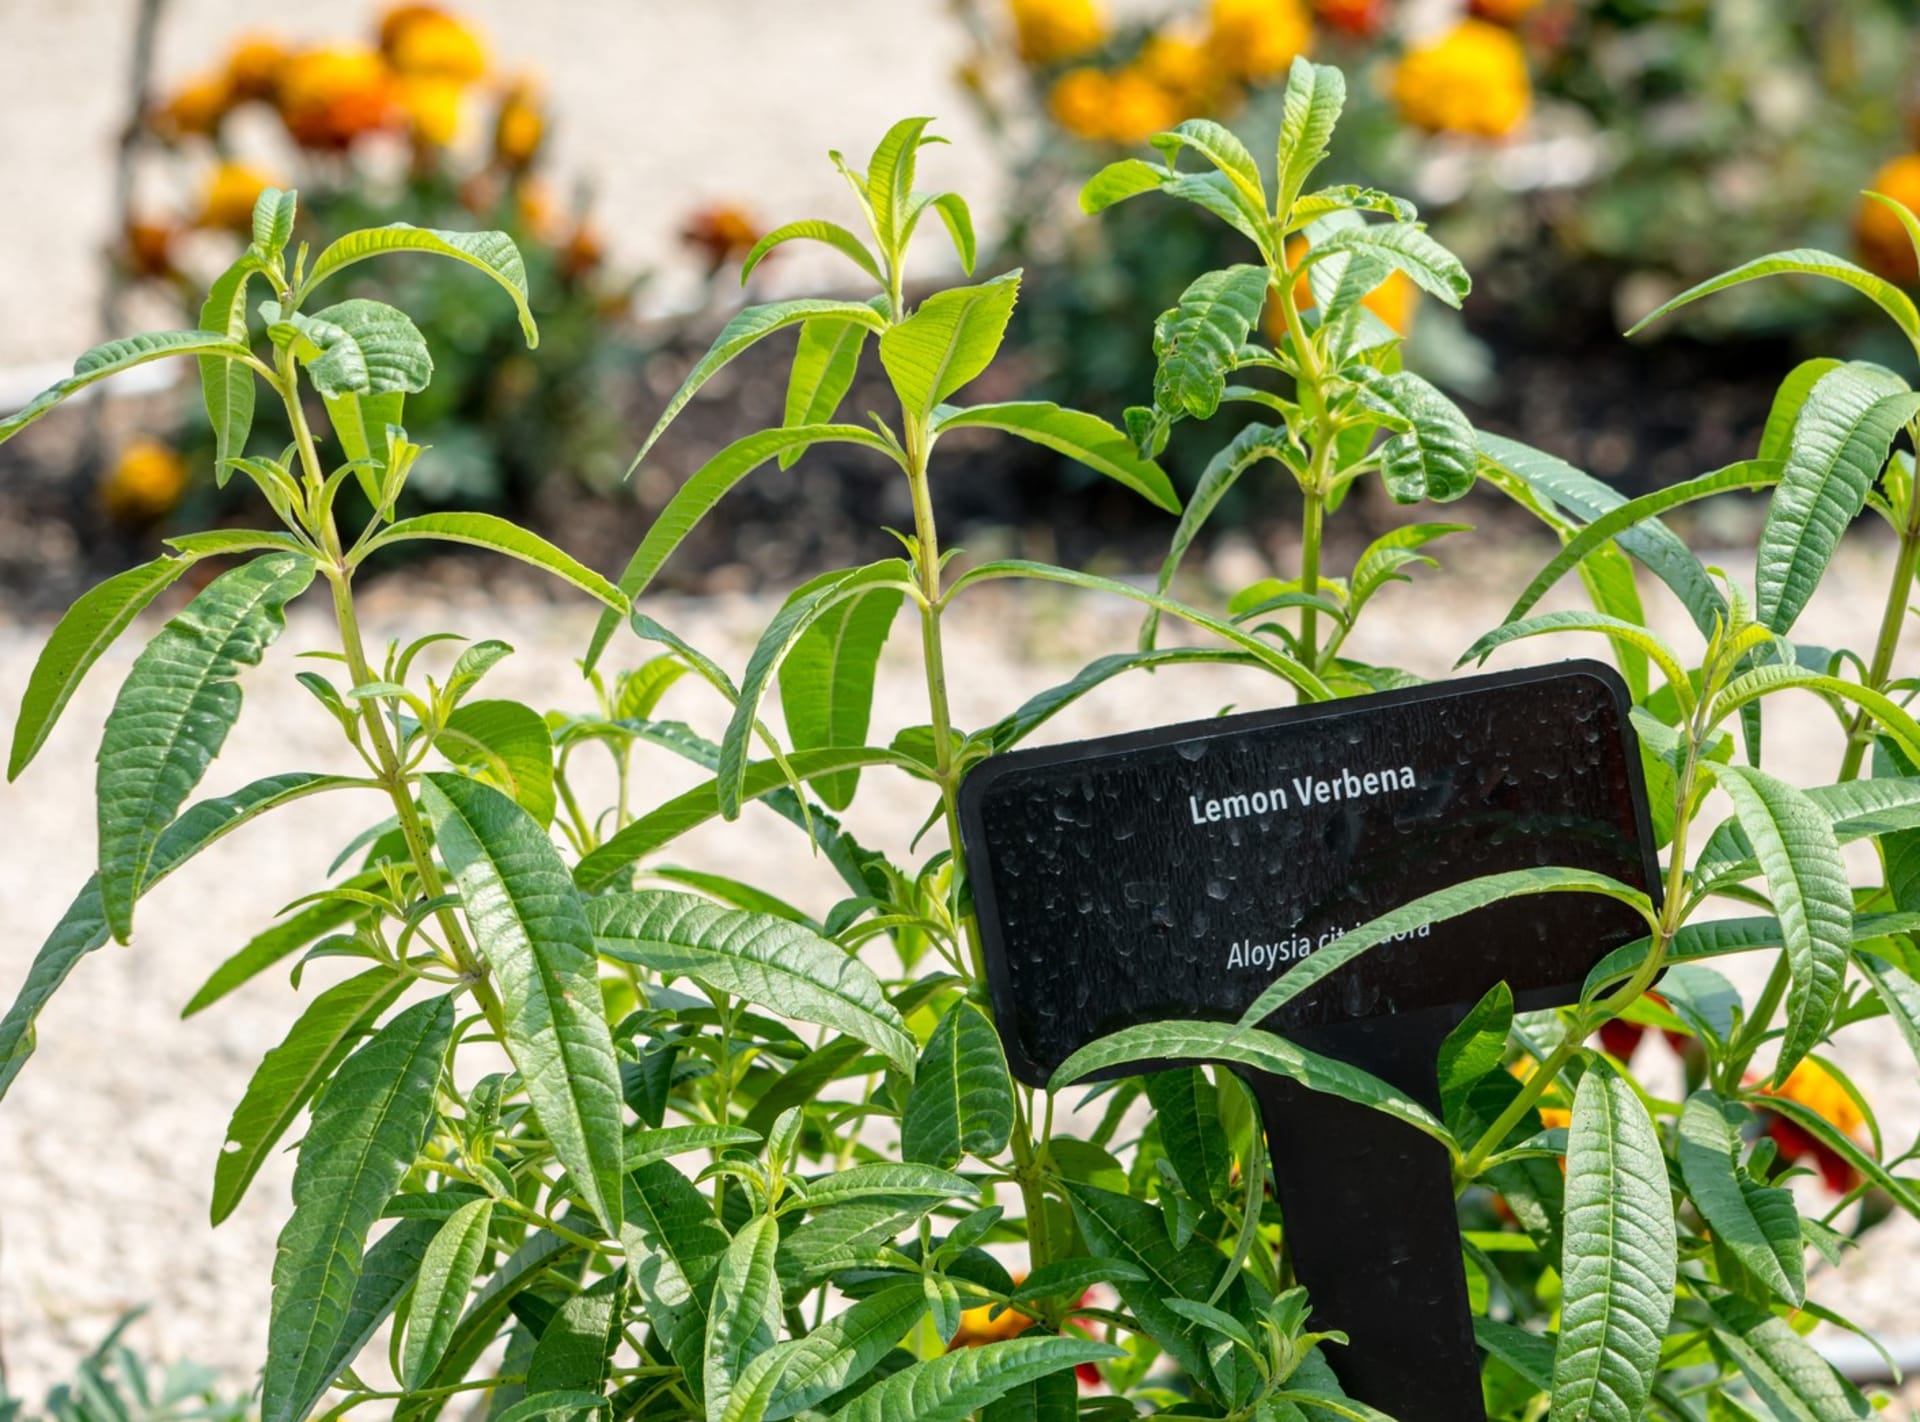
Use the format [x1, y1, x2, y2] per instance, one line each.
[0, 540, 1917, 1407]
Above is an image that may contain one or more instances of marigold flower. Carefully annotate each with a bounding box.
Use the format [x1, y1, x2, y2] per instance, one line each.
[399, 74, 465, 146]
[1315, 0, 1385, 38]
[276, 45, 399, 150]
[1009, 0, 1107, 66]
[1759, 1059, 1866, 1194]
[223, 33, 288, 102]
[1469, 0, 1541, 23]
[682, 204, 762, 273]
[100, 438, 190, 524]
[1390, 21, 1530, 138]
[1857, 154, 1920, 285]
[1207, 0, 1314, 84]
[1048, 66, 1181, 144]
[152, 72, 233, 139]
[1269, 235, 1420, 339]
[197, 161, 276, 232]
[492, 78, 546, 170]
[1138, 33, 1213, 108]
[379, 4, 487, 82]
[121, 218, 178, 280]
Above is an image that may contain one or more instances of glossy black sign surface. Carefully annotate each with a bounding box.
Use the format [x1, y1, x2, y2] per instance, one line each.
[959, 660, 1661, 1087]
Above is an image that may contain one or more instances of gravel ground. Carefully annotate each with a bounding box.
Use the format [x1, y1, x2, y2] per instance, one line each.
[1, 532, 1917, 1408]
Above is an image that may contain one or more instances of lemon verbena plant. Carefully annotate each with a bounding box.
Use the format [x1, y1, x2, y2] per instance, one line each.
[4, 59, 1920, 1422]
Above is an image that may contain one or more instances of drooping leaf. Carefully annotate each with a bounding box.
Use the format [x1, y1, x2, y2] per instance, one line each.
[421, 773, 625, 1233]
[435, 698, 557, 827]
[9, 554, 197, 780]
[984, 647, 1265, 750]
[1626, 248, 1920, 346]
[930, 401, 1179, 513]
[776, 577, 904, 811]
[1351, 369, 1475, 503]
[1151, 265, 1270, 421]
[96, 554, 315, 940]
[0, 330, 255, 444]
[588, 890, 915, 1072]
[361, 513, 626, 611]
[1304, 223, 1470, 307]
[901, 1001, 1014, 1169]
[1714, 763, 1851, 1082]
[1078, 158, 1166, 214]
[263, 994, 455, 1422]
[183, 890, 365, 1017]
[1707, 1297, 1872, 1422]
[741, 220, 883, 285]
[401, 1197, 495, 1387]
[1676, 1092, 1804, 1306]
[1140, 423, 1287, 648]
[1551, 1061, 1676, 1422]
[706, 1214, 783, 1422]
[879, 272, 1022, 419]
[303, 224, 537, 345]
[824, 1336, 1121, 1422]
[211, 963, 409, 1225]
[1582, 912, 1920, 1000]
[1154, 120, 1267, 225]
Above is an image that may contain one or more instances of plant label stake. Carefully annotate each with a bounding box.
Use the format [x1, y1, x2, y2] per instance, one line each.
[959, 660, 1660, 1421]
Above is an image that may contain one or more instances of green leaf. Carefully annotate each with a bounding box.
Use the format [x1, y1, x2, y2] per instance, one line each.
[793, 1163, 976, 1211]
[1437, 982, 1512, 1135]
[297, 298, 434, 396]
[1144, 1068, 1231, 1207]
[585, 424, 902, 673]
[1151, 265, 1271, 422]
[1677, 1092, 1804, 1306]
[782, 320, 872, 466]
[528, 1283, 624, 1393]
[919, 191, 977, 274]
[879, 272, 1021, 419]
[401, 1197, 494, 1387]
[1140, 423, 1287, 648]
[1707, 1298, 1871, 1422]
[588, 889, 915, 1072]
[183, 891, 363, 1017]
[1759, 359, 1845, 464]
[1304, 223, 1469, 307]
[489, 1395, 603, 1422]
[97, 555, 315, 940]
[741, 220, 882, 285]
[1053, 1020, 1450, 1147]
[866, 116, 939, 259]
[199, 258, 259, 478]
[0, 330, 255, 444]
[630, 300, 890, 473]
[263, 994, 455, 1422]
[1474, 1317, 1555, 1395]
[212, 964, 409, 1225]
[436, 699, 557, 827]
[0, 772, 351, 1102]
[1757, 363, 1920, 634]
[1627, 248, 1920, 345]
[930, 402, 1180, 513]
[622, 1162, 730, 1390]
[1714, 763, 1851, 1082]
[718, 560, 915, 818]
[360, 513, 626, 611]
[421, 773, 625, 1233]
[705, 1214, 782, 1422]
[303, 224, 537, 346]
[1351, 369, 1475, 503]
[1856, 951, 1920, 1074]
[1164, 170, 1272, 250]
[984, 647, 1265, 750]
[824, 1336, 1120, 1422]
[313, 1217, 440, 1410]
[1275, 58, 1347, 217]
[1229, 866, 1653, 1033]
[1288, 184, 1417, 230]
[776, 577, 904, 811]
[1079, 158, 1166, 214]
[1460, 611, 1693, 705]
[1582, 912, 1920, 1000]
[251, 186, 297, 259]
[1155, 120, 1267, 222]
[901, 1001, 1014, 1169]
[9, 554, 198, 780]
[727, 1280, 925, 1422]
[1550, 1061, 1676, 1422]
[625, 1123, 764, 1169]
[1710, 665, 1920, 770]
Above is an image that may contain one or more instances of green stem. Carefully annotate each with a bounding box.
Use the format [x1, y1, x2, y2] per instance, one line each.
[1838, 521, 1920, 781]
[1299, 486, 1325, 677]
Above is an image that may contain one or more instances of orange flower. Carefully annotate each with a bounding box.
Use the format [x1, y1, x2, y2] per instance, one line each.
[121, 218, 178, 280]
[1268, 234, 1420, 340]
[100, 439, 189, 524]
[1138, 32, 1213, 109]
[682, 204, 762, 273]
[1857, 154, 1920, 285]
[1760, 1059, 1866, 1194]
[951, 1299, 1032, 1349]
[223, 33, 288, 102]
[1048, 65, 1181, 144]
[152, 72, 233, 139]
[1390, 21, 1531, 137]
[1315, 0, 1385, 37]
[559, 222, 606, 283]
[516, 180, 559, 241]
[399, 74, 465, 146]
[493, 78, 546, 170]
[379, 4, 487, 82]
[197, 161, 276, 233]
[276, 45, 399, 150]
[1469, 0, 1542, 22]
[1009, 0, 1107, 65]
[1207, 0, 1314, 84]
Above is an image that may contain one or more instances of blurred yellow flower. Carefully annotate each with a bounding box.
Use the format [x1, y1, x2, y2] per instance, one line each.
[198, 161, 276, 232]
[493, 78, 546, 170]
[399, 74, 465, 146]
[1048, 65, 1181, 144]
[951, 1298, 1031, 1348]
[1207, 0, 1313, 83]
[380, 4, 488, 82]
[1269, 234, 1420, 339]
[100, 439, 189, 524]
[1857, 154, 1920, 285]
[516, 180, 559, 240]
[1470, 0, 1543, 23]
[153, 72, 233, 140]
[1138, 32, 1212, 108]
[277, 45, 398, 150]
[1009, 0, 1107, 65]
[223, 33, 287, 102]
[1391, 21, 1531, 138]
